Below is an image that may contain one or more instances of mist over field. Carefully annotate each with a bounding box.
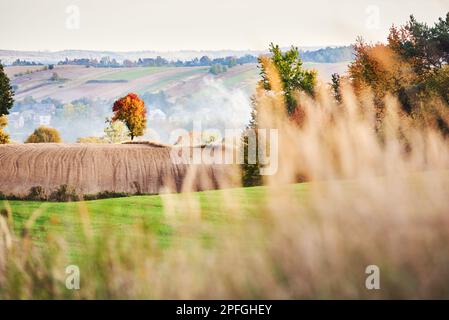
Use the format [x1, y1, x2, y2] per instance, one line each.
[4, 64, 258, 142]
[3, 53, 348, 142]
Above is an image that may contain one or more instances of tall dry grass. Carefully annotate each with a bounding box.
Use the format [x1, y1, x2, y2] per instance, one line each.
[1, 60, 449, 299]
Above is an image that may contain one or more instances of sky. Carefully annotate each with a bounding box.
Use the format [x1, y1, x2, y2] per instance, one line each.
[0, 0, 447, 51]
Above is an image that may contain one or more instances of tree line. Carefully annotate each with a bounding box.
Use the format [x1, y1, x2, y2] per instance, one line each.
[8, 46, 355, 69]
[57, 54, 258, 68]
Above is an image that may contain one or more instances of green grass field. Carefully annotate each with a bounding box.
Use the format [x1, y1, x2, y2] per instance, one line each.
[136, 67, 209, 93]
[96, 67, 173, 81]
[221, 68, 259, 87]
[1, 183, 309, 252]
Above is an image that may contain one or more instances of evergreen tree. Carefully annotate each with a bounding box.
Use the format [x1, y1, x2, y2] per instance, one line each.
[241, 43, 317, 186]
[0, 61, 14, 117]
[0, 62, 13, 144]
[331, 73, 342, 103]
[241, 97, 262, 187]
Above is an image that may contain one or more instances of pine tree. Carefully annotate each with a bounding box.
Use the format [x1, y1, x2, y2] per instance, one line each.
[0, 62, 13, 144]
[0, 62, 14, 117]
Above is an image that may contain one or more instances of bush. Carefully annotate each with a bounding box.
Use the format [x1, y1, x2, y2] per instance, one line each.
[240, 133, 262, 187]
[77, 136, 107, 143]
[1, 186, 135, 202]
[0, 115, 9, 144]
[50, 72, 60, 81]
[1, 187, 138, 202]
[25, 126, 62, 143]
[83, 191, 130, 201]
[49, 185, 80, 202]
[0, 129, 9, 144]
[209, 64, 227, 75]
[27, 186, 48, 201]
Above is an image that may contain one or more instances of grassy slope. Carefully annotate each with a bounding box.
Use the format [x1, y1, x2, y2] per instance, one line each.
[136, 67, 209, 94]
[221, 67, 259, 87]
[96, 67, 173, 81]
[1, 183, 309, 249]
[8, 63, 348, 103]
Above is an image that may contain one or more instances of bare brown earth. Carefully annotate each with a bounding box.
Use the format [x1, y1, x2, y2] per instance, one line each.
[0, 143, 234, 197]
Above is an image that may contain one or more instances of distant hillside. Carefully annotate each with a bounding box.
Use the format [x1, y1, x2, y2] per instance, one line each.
[0, 49, 268, 65]
[0, 46, 354, 65]
[301, 46, 354, 63]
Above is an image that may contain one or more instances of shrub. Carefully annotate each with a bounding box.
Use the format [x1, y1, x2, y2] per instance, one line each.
[0, 129, 9, 144]
[77, 136, 107, 143]
[27, 186, 48, 201]
[49, 185, 80, 202]
[0, 208, 8, 219]
[209, 64, 227, 75]
[83, 191, 130, 201]
[0, 115, 9, 144]
[132, 181, 142, 195]
[50, 72, 60, 81]
[2, 188, 136, 201]
[25, 126, 62, 143]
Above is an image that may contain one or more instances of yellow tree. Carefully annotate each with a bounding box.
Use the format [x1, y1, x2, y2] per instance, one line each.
[112, 93, 147, 141]
[25, 126, 62, 143]
[0, 115, 9, 144]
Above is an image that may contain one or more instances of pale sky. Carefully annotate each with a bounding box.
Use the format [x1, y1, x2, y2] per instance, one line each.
[0, 0, 447, 51]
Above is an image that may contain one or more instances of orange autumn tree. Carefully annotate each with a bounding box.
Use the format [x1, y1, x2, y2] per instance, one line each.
[112, 93, 147, 141]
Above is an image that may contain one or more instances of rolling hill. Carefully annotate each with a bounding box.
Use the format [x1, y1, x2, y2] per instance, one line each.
[6, 62, 348, 103]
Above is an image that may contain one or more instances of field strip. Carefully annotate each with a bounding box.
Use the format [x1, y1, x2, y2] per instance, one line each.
[14, 67, 120, 101]
[135, 67, 208, 94]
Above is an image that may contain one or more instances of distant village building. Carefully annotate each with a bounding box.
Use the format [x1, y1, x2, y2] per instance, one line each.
[38, 115, 52, 126]
[29, 103, 56, 115]
[8, 112, 25, 129]
[9, 103, 55, 128]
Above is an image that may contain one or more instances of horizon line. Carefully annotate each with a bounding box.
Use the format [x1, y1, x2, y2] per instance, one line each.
[0, 44, 353, 54]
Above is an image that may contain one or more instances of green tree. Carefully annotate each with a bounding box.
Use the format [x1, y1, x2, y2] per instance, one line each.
[199, 55, 211, 66]
[241, 97, 262, 187]
[331, 73, 342, 103]
[209, 64, 227, 75]
[259, 43, 317, 114]
[0, 61, 14, 117]
[227, 57, 237, 68]
[241, 44, 318, 186]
